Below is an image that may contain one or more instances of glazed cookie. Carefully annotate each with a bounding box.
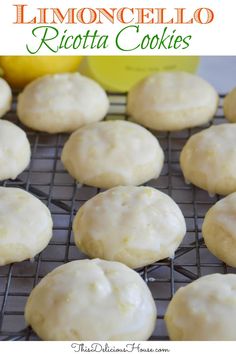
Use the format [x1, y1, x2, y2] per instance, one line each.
[0, 187, 53, 266]
[165, 273, 236, 340]
[224, 88, 236, 123]
[73, 186, 186, 268]
[127, 71, 218, 131]
[180, 124, 236, 195]
[0, 120, 31, 181]
[202, 192, 236, 267]
[0, 78, 12, 118]
[61, 120, 164, 189]
[25, 259, 157, 340]
[17, 73, 109, 133]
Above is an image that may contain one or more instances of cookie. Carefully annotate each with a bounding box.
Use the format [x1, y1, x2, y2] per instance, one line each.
[165, 273, 236, 340]
[202, 192, 236, 267]
[180, 124, 236, 195]
[61, 120, 164, 189]
[127, 71, 218, 131]
[0, 187, 53, 266]
[0, 120, 31, 181]
[17, 73, 109, 133]
[0, 78, 12, 118]
[25, 259, 157, 340]
[224, 88, 236, 123]
[73, 186, 186, 268]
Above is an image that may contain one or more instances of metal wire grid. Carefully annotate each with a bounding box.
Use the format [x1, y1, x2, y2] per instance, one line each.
[0, 92, 235, 341]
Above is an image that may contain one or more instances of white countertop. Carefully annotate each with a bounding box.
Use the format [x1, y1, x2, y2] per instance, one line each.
[198, 56, 236, 93]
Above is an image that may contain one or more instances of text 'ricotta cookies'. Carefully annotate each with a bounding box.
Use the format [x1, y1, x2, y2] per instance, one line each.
[180, 123, 236, 195]
[202, 192, 236, 267]
[0, 120, 31, 181]
[25, 259, 157, 340]
[73, 186, 186, 268]
[127, 71, 218, 131]
[0, 187, 53, 266]
[61, 120, 164, 188]
[165, 273, 236, 340]
[17, 73, 109, 133]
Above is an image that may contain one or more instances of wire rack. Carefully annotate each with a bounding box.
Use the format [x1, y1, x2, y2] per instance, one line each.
[0, 92, 235, 341]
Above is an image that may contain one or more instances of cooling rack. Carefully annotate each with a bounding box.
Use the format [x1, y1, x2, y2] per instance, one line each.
[0, 92, 235, 341]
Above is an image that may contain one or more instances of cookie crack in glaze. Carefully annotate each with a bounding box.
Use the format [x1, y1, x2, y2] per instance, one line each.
[73, 186, 186, 269]
[180, 123, 236, 195]
[61, 120, 164, 189]
[0, 120, 31, 181]
[127, 71, 218, 131]
[25, 259, 157, 341]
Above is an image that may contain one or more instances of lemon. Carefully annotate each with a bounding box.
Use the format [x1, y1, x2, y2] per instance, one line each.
[0, 56, 83, 88]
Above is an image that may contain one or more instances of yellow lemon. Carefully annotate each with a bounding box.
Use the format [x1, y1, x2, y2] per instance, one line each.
[0, 56, 83, 88]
